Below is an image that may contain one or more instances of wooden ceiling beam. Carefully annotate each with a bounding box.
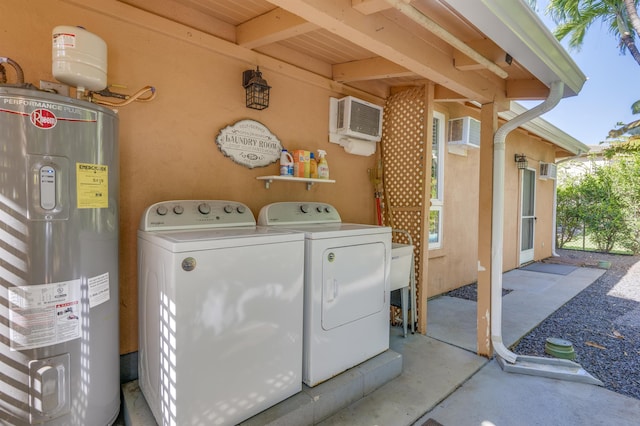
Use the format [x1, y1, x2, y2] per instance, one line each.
[236, 7, 318, 49]
[453, 38, 511, 71]
[267, 0, 506, 103]
[433, 85, 467, 102]
[506, 79, 549, 100]
[333, 57, 413, 82]
[351, 0, 393, 15]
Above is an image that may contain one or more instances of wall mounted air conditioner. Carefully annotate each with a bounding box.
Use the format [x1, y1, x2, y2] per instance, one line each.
[329, 96, 383, 143]
[447, 116, 480, 149]
[539, 162, 557, 180]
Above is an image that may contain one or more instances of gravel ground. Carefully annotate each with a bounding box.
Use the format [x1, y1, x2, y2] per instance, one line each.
[511, 249, 640, 400]
[445, 249, 640, 400]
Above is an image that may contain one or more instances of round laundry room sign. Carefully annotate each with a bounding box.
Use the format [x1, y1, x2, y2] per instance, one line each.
[215, 119, 282, 169]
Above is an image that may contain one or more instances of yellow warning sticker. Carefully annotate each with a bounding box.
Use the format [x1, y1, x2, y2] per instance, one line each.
[76, 163, 108, 209]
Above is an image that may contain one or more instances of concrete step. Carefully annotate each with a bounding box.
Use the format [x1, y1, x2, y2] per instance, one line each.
[121, 350, 403, 426]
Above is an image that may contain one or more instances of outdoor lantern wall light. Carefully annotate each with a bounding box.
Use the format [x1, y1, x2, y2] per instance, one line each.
[514, 153, 528, 169]
[242, 66, 270, 110]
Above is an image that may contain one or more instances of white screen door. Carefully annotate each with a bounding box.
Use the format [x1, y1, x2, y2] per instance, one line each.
[519, 168, 536, 264]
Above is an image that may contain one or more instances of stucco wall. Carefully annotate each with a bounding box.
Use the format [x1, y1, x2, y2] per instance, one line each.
[2, 0, 564, 354]
[427, 105, 559, 296]
[2, 0, 378, 354]
[427, 104, 481, 296]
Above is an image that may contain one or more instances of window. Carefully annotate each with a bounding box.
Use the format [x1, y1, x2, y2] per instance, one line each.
[430, 111, 445, 249]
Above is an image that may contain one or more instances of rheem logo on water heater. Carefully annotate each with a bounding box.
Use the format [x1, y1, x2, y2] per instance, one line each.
[30, 108, 57, 129]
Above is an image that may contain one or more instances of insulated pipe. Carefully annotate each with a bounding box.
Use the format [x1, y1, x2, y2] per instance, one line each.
[384, 0, 509, 79]
[491, 81, 565, 363]
[0, 57, 25, 84]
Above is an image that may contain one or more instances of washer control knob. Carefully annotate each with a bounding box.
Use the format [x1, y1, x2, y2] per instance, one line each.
[156, 205, 168, 216]
[236, 205, 246, 214]
[198, 203, 211, 215]
[324, 206, 331, 213]
[173, 205, 184, 215]
[223, 205, 234, 214]
[316, 206, 324, 213]
[300, 204, 310, 214]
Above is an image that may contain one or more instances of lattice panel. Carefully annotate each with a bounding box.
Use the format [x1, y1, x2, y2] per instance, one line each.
[381, 86, 428, 332]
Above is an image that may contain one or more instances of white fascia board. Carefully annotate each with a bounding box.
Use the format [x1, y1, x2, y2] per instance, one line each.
[443, 0, 586, 98]
[500, 102, 589, 155]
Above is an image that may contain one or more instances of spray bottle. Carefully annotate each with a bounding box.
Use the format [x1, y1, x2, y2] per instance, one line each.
[317, 150, 329, 179]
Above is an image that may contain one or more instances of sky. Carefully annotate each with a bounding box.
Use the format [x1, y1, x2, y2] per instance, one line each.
[519, 2, 639, 146]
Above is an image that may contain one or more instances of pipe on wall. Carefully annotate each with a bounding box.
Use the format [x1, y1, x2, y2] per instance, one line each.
[384, 0, 509, 79]
[490, 80, 564, 363]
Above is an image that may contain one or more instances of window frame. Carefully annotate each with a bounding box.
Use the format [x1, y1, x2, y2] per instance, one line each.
[429, 111, 445, 250]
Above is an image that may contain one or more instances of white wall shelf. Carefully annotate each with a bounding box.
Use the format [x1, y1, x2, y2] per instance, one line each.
[257, 175, 335, 190]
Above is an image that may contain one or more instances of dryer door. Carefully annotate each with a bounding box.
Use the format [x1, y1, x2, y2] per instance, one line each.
[322, 242, 386, 330]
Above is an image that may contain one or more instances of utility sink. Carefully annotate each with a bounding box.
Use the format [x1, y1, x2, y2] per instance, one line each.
[391, 243, 413, 291]
[390, 243, 414, 336]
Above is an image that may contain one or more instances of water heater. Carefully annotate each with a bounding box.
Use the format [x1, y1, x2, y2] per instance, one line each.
[0, 86, 120, 425]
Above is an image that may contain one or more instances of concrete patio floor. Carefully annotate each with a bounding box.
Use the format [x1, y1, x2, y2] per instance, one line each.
[122, 264, 640, 425]
[322, 264, 640, 426]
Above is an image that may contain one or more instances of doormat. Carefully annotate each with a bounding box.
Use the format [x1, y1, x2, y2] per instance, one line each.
[520, 262, 577, 275]
[420, 419, 444, 426]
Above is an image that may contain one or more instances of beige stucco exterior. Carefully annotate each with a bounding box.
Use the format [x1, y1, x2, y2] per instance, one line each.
[1, 0, 587, 357]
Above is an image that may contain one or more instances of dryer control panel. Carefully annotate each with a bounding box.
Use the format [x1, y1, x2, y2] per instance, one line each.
[139, 200, 255, 231]
[258, 202, 341, 225]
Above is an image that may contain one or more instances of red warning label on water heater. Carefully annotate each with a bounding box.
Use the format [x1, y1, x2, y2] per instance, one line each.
[30, 108, 57, 129]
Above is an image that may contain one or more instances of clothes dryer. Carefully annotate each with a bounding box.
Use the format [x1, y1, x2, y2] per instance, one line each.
[138, 200, 304, 426]
[258, 202, 391, 387]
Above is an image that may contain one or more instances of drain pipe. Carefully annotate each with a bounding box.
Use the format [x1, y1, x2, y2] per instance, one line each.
[491, 81, 564, 363]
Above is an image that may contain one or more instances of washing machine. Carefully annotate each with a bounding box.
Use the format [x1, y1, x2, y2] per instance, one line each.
[258, 202, 391, 387]
[137, 200, 304, 426]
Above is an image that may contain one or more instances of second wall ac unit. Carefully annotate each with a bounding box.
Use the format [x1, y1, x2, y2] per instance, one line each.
[448, 116, 480, 149]
[539, 162, 557, 180]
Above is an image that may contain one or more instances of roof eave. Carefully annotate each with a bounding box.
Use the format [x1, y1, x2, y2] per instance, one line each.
[443, 0, 586, 98]
[500, 102, 590, 156]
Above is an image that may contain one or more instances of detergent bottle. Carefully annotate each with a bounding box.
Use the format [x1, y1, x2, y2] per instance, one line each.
[280, 149, 294, 176]
[317, 150, 329, 179]
[309, 152, 318, 179]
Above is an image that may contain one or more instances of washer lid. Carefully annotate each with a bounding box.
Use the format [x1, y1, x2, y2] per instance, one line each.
[137, 226, 304, 252]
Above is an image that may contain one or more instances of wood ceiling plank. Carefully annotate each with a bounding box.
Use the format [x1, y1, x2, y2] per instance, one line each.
[120, 0, 236, 42]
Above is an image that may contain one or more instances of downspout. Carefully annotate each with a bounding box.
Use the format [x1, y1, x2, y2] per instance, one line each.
[491, 81, 564, 363]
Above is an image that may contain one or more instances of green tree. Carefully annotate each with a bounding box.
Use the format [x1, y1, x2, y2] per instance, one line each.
[580, 167, 629, 252]
[545, 1, 640, 147]
[612, 153, 640, 252]
[547, 0, 640, 64]
[557, 155, 640, 253]
[556, 182, 584, 248]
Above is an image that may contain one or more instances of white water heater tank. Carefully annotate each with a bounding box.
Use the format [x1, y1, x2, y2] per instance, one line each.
[52, 26, 107, 92]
